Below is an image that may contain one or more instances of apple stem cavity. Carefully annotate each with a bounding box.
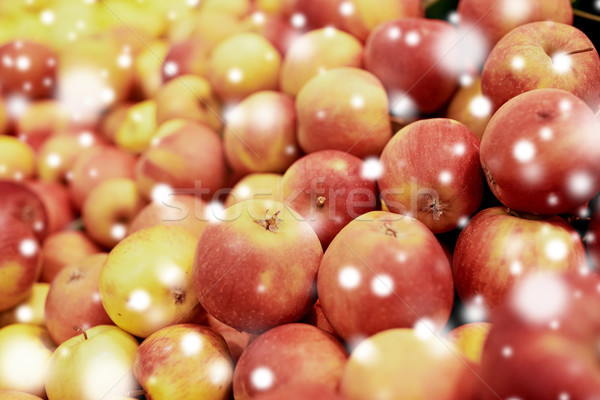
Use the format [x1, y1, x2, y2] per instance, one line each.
[254, 209, 281, 232]
[67, 268, 84, 283]
[566, 47, 594, 56]
[316, 196, 326, 208]
[73, 326, 88, 340]
[381, 223, 398, 238]
[172, 289, 186, 304]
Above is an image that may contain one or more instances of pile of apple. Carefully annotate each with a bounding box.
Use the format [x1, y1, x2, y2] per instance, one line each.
[1, 0, 600, 399]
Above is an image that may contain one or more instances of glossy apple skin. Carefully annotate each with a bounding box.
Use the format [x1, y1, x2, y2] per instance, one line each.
[224, 91, 299, 174]
[205, 315, 255, 362]
[280, 27, 363, 97]
[25, 180, 75, 235]
[45, 325, 139, 400]
[40, 230, 101, 283]
[193, 200, 323, 333]
[365, 18, 459, 114]
[100, 226, 205, 338]
[379, 118, 484, 233]
[0, 282, 49, 328]
[0, 41, 56, 98]
[0, 137, 35, 181]
[317, 211, 454, 342]
[233, 323, 347, 400]
[480, 89, 600, 215]
[0, 181, 48, 240]
[45, 253, 114, 345]
[296, 67, 392, 158]
[133, 324, 233, 400]
[458, 0, 573, 51]
[480, 272, 600, 399]
[224, 173, 283, 207]
[482, 22, 600, 111]
[446, 77, 492, 140]
[445, 322, 492, 364]
[453, 207, 587, 314]
[283, 150, 377, 247]
[0, 324, 55, 397]
[341, 328, 479, 400]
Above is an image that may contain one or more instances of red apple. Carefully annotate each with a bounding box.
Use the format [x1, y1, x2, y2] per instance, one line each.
[283, 150, 377, 247]
[480, 89, 600, 215]
[378, 118, 484, 233]
[0, 181, 48, 240]
[453, 207, 587, 314]
[0, 41, 57, 99]
[25, 180, 74, 235]
[193, 199, 323, 333]
[40, 230, 101, 283]
[161, 38, 210, 82]
[296, 67, 392, 158]
[481, 22, 600, 111]
[233, 323, 347, 399]
[317, 211, 454, 342]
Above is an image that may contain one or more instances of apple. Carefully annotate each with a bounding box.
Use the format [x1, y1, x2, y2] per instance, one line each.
[14, 101, 71, 152]
[253, 0, 297, 16]
[133, 324, 234, 400]
[0, 282, 49, 328]
[186, 10, 244, 50]
[100, 102, 132, 144]
[296, 67, 392, 158]
[480, 89, 600, 215]
[135, 121, 225, 201]
[279, 27, 363, 97]
[133, 39, 168, 99]
[161, 38, 210, 82]
[0, 96, 8, 135]
[208, 32, 281, 102]
[0, 40, 57, 99]
[205, 314, 255, 362]
[224, 173, 284, 207]
[378, 118, 484, 233]
[453, 207, 587, 314]
[233, 323, 347, 399]
[114, 99, 157, 154]
[45, 325, 139, 400]
[446, 76, 493, 140]
[0, 136, 35, 181]
[40, 230, 101, 283]
[282, 150, 377, 247]
[45, 253, 115, 344]
[481, 22, 600, 111]
[317, 211, 454, 343]
[0, 324, 55, 397]
[458, 0, 573, 50]
[224, 91, 299, 174]
[251, 384, 346, 400]
[242, 12, 303, 56]
[364, 18, 459, 114]
[445, 322, 492, 364]
[479, 271, 600, 399]
[0, 181, 48, 239]
[99, 225, 205, 338]
[25, 180, 75, 235]
[193, 199, 322, 333]
[0, 391, 43, 399]
[341, 328, 479, 400]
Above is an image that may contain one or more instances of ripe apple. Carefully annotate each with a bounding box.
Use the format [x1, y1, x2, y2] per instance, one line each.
[317, 211, 454, 342]
[205, 314, 255, 362]
[0, 181, 48, 239]
[133, 324, 234, 400]
[280, 27, 363, 97]
[0, 96, 8, 135]
[481, 22, 600, 110]
[378, 118, 484, 233]
[45, 325, 140, 400]
[114, 99, 157, 154]
[296, 67, 392, 158]
[40, 230, 101, 283]
[193, 199, 323, 333]
[14, 100, 73, 151]
[0, 324, 55, 397]
[224, 91, 299, 174]
[445, 322, 492, 364]
[480, 89, 600, 215]
[0, 282, 48, 328]
[224, 173, 283, 207]
[453, 207, 587, 313]
[45, 253, 115, 344]
[25, 180, 75, 234]
[133, 40, 168, 99]
[364, 18, 459, 114]
[161, 38, 210, 81]
[233, 323, 347, 399]
[100, 225, 205, 338]
[283, 150, 377, 247]
[242, 12, 302, 56]
[0, 136, 35, 181]
[208, 32, 281, 102]
[446, 76, 493, 140]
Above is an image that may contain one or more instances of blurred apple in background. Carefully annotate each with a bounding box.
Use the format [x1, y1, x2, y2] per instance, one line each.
[133, 324, 234, 400]
[242, 11, 303, 56]
[446, 77, 492, 140]
[40, 230, 100, 283]
[114, 99, 157, 154]
[224, 172, 283, 207]
[0, 96, 8, 135]
[0, 137, 35, 181]
[0, 41, 57, 99]
[0, 282, 48, 328]
[133, 40, 168, 99]
[233, 323, 347, 399]
[445, 322, 492, 364]
[0, 181, 48, 239]
[25, 180, 74, 234]
[14, 101, 71, 152]
[161, 38, 211, 82]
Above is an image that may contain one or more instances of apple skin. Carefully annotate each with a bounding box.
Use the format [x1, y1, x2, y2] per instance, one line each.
[242, 12, 303, 56]
[0, 181, 48, 240]
[114, 99, 157, 154]
[205, 314, 255, 362]
[379, 118, 484, 234]
[0, 324, 55, 397]
[446, 77, 493, 140]
[40, 230, 101, 283]
[0, 136, 35, 181]
[445, 322, 492, 364]
[453, 207, 587, 314]
[479, 272, 600, 399]
[193, 200, 323, 333]
[282, 150, 377, 248]
[133, 39, 168, 99]
[458, 0, 573, 52]
[161, 38, 210, 82]
[251, 384, 347, 400]
[45, 325, 140, 400]
[317, 211, 454, 342]
[135, 121, 225, 201]
[364, 18, 459, 114]
[233, 323, 347, 400]
[481, 22, 600, 111]
[0, 391, 43, 399]
[100, 225, 205, 338]
[300, 300, 338, 337]
[0, 282, 49, 328]
[296, 67, 392, 158]
[224, 173, 283, 207]
[480, 89, 600, 215]
[45, 253, 114, 345]
[224, 91, 299, 174]
[341, 328, 479, 400]
[25, 180, 75, 235]
[0, 40, 56, 99]
[133, 323, 234, 400]
[280, 27, 363, 97]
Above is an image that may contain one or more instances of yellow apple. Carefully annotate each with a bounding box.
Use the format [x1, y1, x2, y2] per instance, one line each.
[114, 100, 158, 154]
[445, 322, 492, 364]
[0, 137, 35, 181]
[225, 173, 283, 207]
[0, 283, 49, 328]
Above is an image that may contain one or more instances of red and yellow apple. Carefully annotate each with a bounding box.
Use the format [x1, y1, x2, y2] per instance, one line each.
[40, 230, 100, 283]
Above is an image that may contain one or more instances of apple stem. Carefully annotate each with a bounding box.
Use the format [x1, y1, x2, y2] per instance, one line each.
[316, 196, 326, 207]
[381, 223, 398, 237]
[254, 209, 281, 232]
[73, 326, 88, 340]
[566, 47, 593, 56]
